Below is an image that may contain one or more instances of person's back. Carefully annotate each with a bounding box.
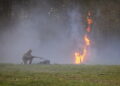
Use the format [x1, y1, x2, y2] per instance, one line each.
[22, 49, 33, 64]
[23, 49, 32, 59]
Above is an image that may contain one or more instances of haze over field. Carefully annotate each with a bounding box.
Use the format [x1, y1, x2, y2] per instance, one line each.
[0, 0, 120, 64]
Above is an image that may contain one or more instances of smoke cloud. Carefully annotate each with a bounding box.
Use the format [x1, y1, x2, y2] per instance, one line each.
[0, 0, 120, 64]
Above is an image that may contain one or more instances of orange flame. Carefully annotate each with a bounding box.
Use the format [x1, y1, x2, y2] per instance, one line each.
[74, 11, 93, 64]
[84, 35, 90, 46]
[75, 48, 87, 64]
[74, 37, 88, 64]
[87, 17, 93, 25]
[87, 12, 93, 25]
[75, 52, 81, 64]
[87, 26, 91, 32]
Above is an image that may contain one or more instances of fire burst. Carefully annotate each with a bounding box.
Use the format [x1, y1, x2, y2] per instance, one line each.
[74, 11, 93, 64]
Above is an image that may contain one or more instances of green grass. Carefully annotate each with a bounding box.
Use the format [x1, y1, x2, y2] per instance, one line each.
[0, 64, 120, 86]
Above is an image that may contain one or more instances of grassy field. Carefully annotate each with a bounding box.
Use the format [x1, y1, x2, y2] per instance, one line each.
[0, 64, 120, 86]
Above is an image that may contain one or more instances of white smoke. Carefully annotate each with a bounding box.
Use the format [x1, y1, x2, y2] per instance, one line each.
[0, 1, 120, 65]
[0, 1, 75, 64]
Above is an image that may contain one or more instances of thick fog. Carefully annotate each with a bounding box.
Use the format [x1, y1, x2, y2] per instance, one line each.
[0, 0, 120, 64]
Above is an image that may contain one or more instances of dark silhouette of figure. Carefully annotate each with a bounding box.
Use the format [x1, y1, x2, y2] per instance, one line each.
[22, 49, 33, 64]
[22, 49, 43, 64]
[22, 49, 50, 64]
